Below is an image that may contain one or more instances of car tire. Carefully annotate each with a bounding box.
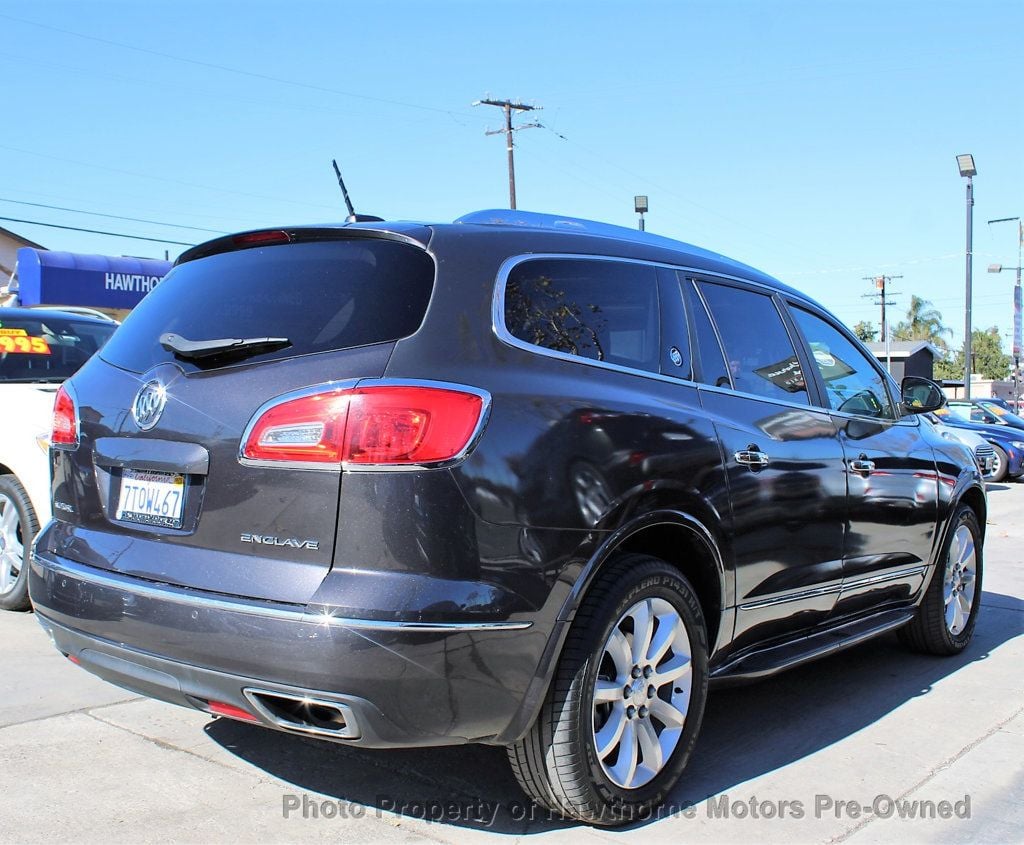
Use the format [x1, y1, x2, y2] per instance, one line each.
[0, 474, 38, 612]
[899, 504, 982, 656]
[507, 553, 709, 825]
[989, 445, 1008, 482]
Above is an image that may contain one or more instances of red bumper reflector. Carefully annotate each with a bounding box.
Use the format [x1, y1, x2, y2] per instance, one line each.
[207, 700, 259, 723]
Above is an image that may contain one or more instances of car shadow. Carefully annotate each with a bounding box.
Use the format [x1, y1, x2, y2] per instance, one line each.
[206, 590, 1023, 833]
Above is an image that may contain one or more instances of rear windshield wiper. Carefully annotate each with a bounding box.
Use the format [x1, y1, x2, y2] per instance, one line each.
[159, 332, 291, 362]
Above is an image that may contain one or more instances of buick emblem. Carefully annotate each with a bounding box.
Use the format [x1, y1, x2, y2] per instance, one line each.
[132, 380, 167, 430]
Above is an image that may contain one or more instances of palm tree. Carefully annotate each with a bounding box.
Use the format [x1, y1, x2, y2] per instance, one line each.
[891, 296, 952, 352]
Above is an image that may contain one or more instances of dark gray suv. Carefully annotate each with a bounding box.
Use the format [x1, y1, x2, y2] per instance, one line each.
[31, 210, 985, 825]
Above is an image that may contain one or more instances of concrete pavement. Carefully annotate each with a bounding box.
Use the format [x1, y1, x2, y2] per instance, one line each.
[1, 484, 1021, 844]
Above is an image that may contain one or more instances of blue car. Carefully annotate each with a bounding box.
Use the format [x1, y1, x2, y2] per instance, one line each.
[938, 411, 1024, 482]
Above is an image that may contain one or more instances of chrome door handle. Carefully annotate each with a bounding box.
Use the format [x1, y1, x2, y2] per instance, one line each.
[734, 449, 770, 468]
[850, 457, 876, 474]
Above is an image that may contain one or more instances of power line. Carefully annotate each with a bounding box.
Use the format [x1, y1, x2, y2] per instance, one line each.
[0, 143, 341, 211]
[0, 216, 194, 246]
[0, 197, 226, 234]
[0, 12, 484, 121]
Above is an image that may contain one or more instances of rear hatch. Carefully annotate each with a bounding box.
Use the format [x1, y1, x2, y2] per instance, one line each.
[50, 230, 434, 603]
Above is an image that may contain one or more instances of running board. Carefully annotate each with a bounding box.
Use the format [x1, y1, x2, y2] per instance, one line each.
[710, 608, 915, 684]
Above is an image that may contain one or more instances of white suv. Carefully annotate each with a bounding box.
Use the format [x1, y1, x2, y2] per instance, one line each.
[0, 307, 117, 610]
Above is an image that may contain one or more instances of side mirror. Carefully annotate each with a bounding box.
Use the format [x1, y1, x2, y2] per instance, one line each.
[900, 376, 946, 414]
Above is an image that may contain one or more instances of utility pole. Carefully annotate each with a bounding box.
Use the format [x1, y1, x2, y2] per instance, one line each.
[988, 216, 1023, 410]
[473, 98, 541, 209]
[862, 275, 902, 373]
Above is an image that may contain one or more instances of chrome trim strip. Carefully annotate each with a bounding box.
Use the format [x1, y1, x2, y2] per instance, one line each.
[34, 553, 531, 632]
[491, 253, 701, 389]
[236, 378, 492, 473]
[738, 582, 844, 611]
[839, 565, 928, 591]
[737, 565, 928, 611]
[489, 254, 925, 426]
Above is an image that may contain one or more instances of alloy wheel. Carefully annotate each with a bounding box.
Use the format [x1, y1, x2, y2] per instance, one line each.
[0, 493, 24, 596]
[592, 596, 692, 789]
[943, 524, 977, 636]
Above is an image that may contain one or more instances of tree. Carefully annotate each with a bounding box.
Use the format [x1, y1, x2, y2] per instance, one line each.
[852, 321, 878, 342]
[892, 295, 952, 352]
[935, 326, 1011, 381]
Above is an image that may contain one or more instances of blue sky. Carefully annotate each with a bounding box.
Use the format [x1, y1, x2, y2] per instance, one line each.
[2, 0, 1021, 348]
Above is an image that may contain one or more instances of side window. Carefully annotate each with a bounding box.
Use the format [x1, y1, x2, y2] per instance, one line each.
[504, 258, 660, 373]
[698, 281, 810, 405]
[790, 306, 896, 420]
[683, 279, 730, 388]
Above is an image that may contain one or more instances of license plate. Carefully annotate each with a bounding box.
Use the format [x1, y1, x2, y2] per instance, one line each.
[116, 469, 186, 528]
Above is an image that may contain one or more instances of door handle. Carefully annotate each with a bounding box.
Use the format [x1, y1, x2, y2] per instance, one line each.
[849, 454, 876, 474]
[734, 449, 770, 469]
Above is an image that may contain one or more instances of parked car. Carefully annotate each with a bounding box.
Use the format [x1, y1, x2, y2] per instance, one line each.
[976, 396, 1013, 413]
[947, 399, 1024, 433]
[934, 407, 1024, 482]
[30, 211, 986, 825]
[0, 307, 117, 610]
[922, 413, 996, 478]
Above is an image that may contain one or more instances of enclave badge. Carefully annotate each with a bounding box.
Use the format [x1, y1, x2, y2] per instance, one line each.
[132, 380, 167, 430]
[240, 533, 320, 551]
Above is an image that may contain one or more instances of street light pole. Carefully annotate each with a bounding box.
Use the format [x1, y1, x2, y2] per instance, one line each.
[634, 195, 648, 231]
[957, 155, 977, 399]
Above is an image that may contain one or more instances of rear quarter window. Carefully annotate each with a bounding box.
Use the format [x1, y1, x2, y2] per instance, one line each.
[100, 238, 435, 373]
[502, 258, 661, 374]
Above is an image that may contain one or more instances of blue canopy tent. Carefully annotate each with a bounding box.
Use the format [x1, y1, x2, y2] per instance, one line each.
[11, 248, 171, 317]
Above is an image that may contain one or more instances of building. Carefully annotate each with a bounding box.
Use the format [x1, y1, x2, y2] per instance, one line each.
[866, 340, 940, 382]
[0, 225, 45, 302]
[3, 247, 171, 322]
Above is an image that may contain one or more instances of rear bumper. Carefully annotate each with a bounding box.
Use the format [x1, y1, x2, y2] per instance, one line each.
[29, 549, 548, 747]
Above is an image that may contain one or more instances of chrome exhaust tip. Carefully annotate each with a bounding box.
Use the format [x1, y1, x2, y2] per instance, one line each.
[242, 688, 360, 739]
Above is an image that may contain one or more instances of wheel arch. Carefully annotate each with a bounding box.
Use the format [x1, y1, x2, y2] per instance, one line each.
[495, 508, 729, 744]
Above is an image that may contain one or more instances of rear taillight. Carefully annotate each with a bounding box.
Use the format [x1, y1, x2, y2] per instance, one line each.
[241, 383, 487, 467]
[51, 385, 79, 449]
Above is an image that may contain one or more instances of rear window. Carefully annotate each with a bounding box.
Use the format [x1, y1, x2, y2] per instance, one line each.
[0, 315, 116, 383]
[100, 238, 435, 373]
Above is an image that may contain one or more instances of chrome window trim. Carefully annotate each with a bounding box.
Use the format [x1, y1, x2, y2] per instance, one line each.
[492, 253, 829, 397]
[35, 553, 531, 632]
[694, 382, 829, 415]
[491, 255, 929, 427]
[236, 378, 492, 473]
[492, 253, 703, 388]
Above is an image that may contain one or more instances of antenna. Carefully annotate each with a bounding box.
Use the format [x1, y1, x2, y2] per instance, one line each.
[332, 159, 358, 222]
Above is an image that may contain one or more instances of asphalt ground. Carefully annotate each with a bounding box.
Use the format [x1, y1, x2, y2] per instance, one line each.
[1, 484, 1021, 844]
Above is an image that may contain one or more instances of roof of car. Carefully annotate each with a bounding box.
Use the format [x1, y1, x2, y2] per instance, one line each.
[0, 306, 115, 325]
[180, 209, 818, 306]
